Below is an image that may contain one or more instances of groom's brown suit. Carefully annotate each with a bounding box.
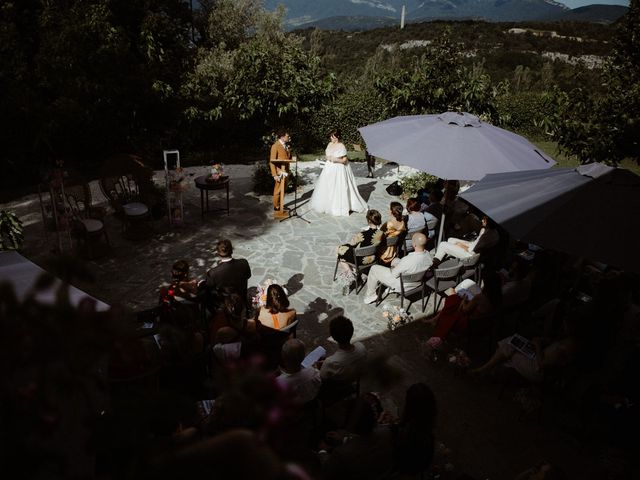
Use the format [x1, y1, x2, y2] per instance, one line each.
[269, 140, 292, 210]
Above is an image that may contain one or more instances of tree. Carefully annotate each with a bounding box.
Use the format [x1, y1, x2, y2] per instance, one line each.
[549, 0, 640, 164]
[183, 1, 334, 130]
[371, 31, 503, 122]
[0, 0, 193, 186]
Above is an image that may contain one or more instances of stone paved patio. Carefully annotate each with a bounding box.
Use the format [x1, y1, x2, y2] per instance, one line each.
[5, 160, 606, 480]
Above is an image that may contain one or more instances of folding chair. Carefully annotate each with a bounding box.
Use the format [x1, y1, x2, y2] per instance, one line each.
[375, 270, 429, 313]
[424, 260, 463, 314]
[332, 243, 378, 294]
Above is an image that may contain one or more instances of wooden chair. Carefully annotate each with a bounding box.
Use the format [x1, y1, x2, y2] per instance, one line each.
[100, 174, 151, 239]
[64, 184, 110, 258]
[424, 260, 463, 314]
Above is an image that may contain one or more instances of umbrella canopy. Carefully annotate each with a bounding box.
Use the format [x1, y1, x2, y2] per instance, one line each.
[358, 112, 555, 180]
[459, 163, 640, 272]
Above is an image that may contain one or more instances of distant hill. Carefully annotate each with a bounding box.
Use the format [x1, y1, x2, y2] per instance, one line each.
[544, 4, 628, 23]
[411, 0, 568, 22]
[265, 0, 570, 27]
[299, 15, 397, 32]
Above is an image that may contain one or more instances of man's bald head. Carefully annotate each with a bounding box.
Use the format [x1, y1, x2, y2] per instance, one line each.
[412, 232, 427, 251]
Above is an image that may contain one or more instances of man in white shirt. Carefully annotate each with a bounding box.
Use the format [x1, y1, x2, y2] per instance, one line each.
[276, 339, 321, 404]
[364, 233, 432, 304]
[320, 316, 367, 384]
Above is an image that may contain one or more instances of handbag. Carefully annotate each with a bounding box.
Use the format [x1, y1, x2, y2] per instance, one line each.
[386, 181, 403, 196]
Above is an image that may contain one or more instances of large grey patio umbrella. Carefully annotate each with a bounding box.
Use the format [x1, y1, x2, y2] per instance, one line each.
[358, 112, 556, 181]
[459, 163, 640, 272]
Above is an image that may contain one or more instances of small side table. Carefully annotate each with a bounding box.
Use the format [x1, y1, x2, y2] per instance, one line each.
[194, 175, 230, 217]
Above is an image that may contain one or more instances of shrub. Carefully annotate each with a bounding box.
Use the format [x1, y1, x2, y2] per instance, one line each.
[0, 211, 24, 250]
[399, 172, 439, 198]
[252, 162, 306, 195]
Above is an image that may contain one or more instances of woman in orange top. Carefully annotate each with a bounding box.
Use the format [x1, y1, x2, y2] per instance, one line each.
[255, 284, 296, 330]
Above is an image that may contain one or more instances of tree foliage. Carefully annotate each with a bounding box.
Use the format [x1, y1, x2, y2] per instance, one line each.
[0, 0, 192, 184]
[548, 0, 640, 164]
[370, 32, 504, 122]
[183, 1, 334, 127]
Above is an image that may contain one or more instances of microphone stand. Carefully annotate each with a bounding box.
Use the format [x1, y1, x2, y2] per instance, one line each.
[280, 155, 310, 224]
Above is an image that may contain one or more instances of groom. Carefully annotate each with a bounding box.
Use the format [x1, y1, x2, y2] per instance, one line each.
[269, 130, 292, 212]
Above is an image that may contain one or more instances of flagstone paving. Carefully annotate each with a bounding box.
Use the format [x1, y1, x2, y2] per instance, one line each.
[5, 160, 607, 480]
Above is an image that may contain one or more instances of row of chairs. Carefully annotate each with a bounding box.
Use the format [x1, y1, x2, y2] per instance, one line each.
[373, 255, 482, 313]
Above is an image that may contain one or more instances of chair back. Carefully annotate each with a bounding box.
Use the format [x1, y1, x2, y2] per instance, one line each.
[432, 263, 463, 293]
[64, 184, 92, 220]
[353, 243, 378, 271]
[280, 319, 299, 338]
[401, 270, 427, 285]
[385, 234, 401, 247]
[100, 174, 141, 206]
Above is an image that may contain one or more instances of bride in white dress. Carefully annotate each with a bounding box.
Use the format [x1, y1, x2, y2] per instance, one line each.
[310, 129, 368, 216]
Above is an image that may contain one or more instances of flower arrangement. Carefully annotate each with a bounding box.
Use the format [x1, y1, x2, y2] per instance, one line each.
[447, 348, 471, 369]
[209, 162, 224, 181]
[335, 270, 356, 295]
[424, 336, 443, 362]
[382, 303, 412, 331]
[252, 278, 287, 308]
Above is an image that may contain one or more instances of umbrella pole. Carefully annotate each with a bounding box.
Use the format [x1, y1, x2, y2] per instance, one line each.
[437, 211, 445, 247]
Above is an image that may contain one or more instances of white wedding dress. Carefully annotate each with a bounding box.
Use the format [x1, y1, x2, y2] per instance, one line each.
[310, 142, 368, 216]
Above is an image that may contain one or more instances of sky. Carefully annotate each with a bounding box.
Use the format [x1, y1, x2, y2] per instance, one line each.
[559, 0, 629, 8]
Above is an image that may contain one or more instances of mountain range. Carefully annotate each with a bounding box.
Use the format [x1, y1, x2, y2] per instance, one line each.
[262, 0, 628, 29]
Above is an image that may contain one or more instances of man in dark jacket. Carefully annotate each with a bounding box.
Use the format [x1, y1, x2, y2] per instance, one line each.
[205, 239, 251, 309]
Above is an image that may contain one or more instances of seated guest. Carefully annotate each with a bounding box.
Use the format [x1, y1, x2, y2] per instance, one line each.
[501, 259, 532, 309]
[320, 316, 368, 384]
[470, 315, 582, 383]
[392, 383, 437, 475]
[159, 259, 199, 305]
[379, 202, 406, 265]
[276, 339, 322, 404]
[405, 198, 426, 253]
[432, 215, 499, 265]
[364, 233, 432, 304]
[421, 189, 444, 222]
[205, 239, 252, 308]
[211, 296, 259, 363]
[337, 209, 384, 276]
[255, 284, 296, 330]
[321, 397, 394, 480]
[425, 272, 502, 342]
[209, 293, 252, 343]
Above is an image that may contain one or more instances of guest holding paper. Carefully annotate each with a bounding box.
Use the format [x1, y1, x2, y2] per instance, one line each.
[425, 271, 502, 343]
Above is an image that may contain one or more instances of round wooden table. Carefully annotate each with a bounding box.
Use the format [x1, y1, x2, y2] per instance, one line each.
[194, 175, 230, 217]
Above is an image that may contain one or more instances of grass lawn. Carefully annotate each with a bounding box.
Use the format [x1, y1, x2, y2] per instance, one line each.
[535, 140, 640, 175]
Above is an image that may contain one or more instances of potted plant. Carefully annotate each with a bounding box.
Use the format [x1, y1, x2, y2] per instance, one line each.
[0, 211, 24, 250]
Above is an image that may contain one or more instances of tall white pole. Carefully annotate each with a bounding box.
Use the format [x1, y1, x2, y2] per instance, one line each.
[400, 5, 406, 29]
